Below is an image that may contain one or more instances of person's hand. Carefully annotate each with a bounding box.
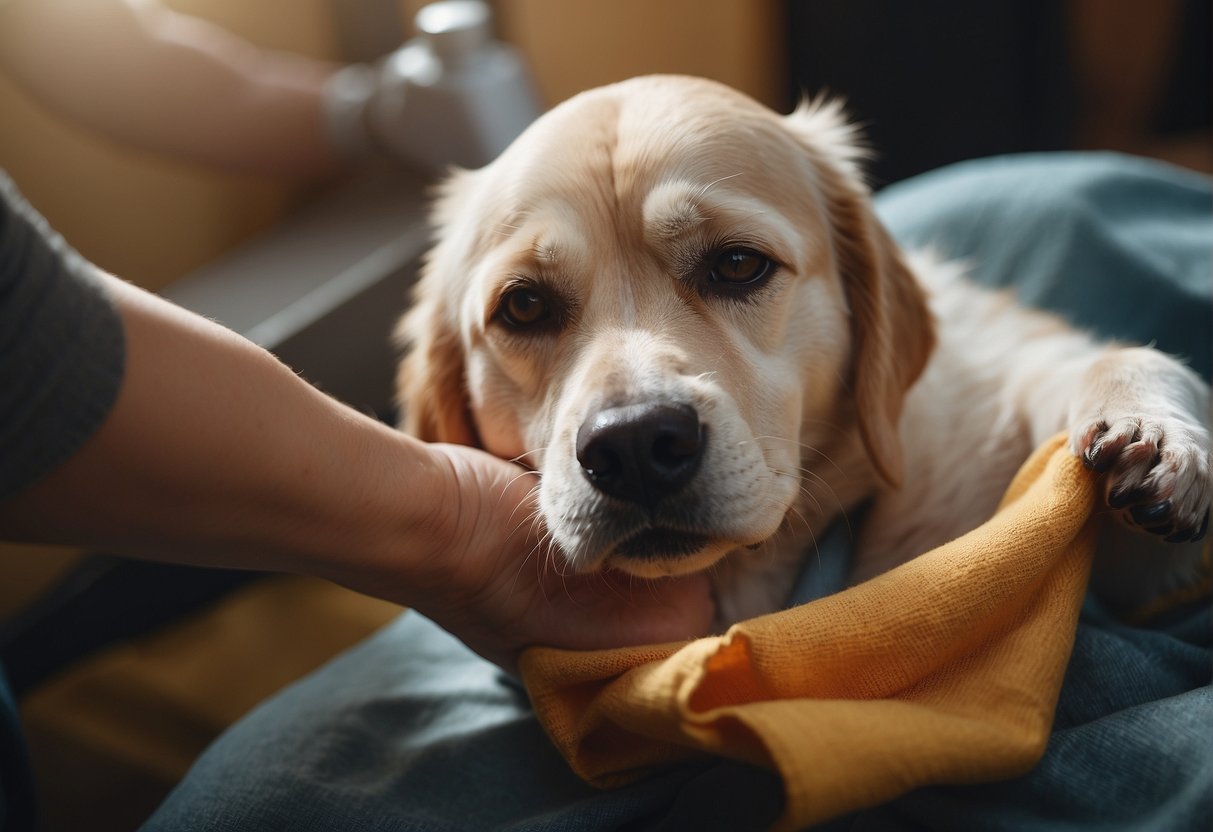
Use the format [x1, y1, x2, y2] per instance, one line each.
[411, 444, 716, 672]
[0, 243, 705, 675]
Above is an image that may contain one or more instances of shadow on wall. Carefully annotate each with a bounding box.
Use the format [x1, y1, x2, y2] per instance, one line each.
[785, 0, 1211, 186]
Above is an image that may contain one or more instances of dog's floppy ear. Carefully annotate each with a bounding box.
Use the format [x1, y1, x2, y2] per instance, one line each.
[833, 202, 935, 488]
[393, 172, 480, 446]
[785, 99, 935, 487]
[394, 297, 478, 444]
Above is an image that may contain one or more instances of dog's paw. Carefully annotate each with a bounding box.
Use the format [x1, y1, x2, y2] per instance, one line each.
[1074, 414, 1211, 542]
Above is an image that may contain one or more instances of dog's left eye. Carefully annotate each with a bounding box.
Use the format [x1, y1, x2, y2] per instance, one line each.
[709, 248, 773, 286]
[500, 287, 551, 328]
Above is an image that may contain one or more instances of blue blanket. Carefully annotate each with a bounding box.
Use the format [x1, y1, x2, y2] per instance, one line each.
[141, 154, 1212, 832]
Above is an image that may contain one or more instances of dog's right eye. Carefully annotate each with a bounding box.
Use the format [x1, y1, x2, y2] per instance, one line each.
[709, 247, 774, 287]
[500, 287, 551, 328]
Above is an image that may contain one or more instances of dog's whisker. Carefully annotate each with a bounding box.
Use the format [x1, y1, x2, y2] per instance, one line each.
[798, 467, 850, 516]
[747, 433, 854, 487]
[507, 524, 546, 598]
[509, 523, 549, 601]
[792, 486, 827, 520]
[784, 503, 814, 536]
[494, 476, 541, 530]
[770, 501, 826, 575]
[510, 444, 557, 469]
[793, 472, 855, 541]
[800, 447, 851, 482]
[534, 522, 570, 604]
[695, 171, 745, 200]
[750, 428, 851, 459]
[502, 480, 543, 530]
[491, 220, 525, 238]
[782, 474, 851, 541]
[594, 570, 631, 606]
[751, 429, 841, 447]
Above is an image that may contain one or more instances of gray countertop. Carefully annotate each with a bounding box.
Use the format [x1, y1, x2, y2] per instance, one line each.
[163, 163, 435, 419]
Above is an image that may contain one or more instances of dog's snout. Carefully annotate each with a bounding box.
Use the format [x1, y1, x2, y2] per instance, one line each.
[576, 403, 705, 507]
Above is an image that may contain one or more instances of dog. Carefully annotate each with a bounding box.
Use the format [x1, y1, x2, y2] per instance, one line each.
[395, 75, 1210, 626]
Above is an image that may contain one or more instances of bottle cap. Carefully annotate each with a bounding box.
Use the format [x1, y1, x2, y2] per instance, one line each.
[414, 1, 491, 66]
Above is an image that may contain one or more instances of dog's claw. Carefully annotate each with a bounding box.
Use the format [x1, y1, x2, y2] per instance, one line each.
[1170, 510, 1211, 544]
[1082, 435, 1116, 473]
[1131, 501, 1172, 526]
[1108, 487, 1144, 509]
[1194, 511, 1210, 542]
[1081, 444, 1098, 470]
[1087, 449, 1113, 473]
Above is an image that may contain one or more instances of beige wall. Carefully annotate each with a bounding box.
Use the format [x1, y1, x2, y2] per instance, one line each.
[496, 0, 785, 110]
[398, 0, 786, 110]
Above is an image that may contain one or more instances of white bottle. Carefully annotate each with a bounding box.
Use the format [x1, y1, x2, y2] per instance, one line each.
[368, 0, 542, 171]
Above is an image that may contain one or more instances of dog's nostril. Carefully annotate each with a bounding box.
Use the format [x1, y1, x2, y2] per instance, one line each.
[652, 427, 700, 469]
[579, 443, 622, 480]
[576, 403, 705, 507]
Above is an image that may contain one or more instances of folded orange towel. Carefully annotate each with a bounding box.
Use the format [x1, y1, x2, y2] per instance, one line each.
[520, 435, 1097, 830]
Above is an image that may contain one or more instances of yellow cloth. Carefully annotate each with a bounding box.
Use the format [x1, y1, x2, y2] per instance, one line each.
[520, 435, 1097, 831]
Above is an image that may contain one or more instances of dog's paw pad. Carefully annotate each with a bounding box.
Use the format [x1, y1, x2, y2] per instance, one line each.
[1074, 415, 1211, 543]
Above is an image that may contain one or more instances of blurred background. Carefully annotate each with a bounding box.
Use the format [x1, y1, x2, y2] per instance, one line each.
[1, 1, 1209, 829]
[3, 0, 1208, 295]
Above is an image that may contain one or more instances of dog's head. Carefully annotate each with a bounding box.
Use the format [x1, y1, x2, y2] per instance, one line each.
[396, 75, 933, 578]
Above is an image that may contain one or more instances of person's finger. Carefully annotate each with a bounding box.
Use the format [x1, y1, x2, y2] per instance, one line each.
[538, 571, 716, 652]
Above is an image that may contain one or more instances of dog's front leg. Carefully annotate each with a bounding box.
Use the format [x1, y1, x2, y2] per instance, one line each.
[1026, 345, 1211, 615]
[1067, 347, 1210, 543]
[1013, 340, 1209, 539]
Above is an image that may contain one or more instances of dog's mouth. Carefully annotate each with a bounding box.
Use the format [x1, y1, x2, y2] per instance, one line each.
[612, 528, 712, 559]
[601, 526, 742, 579]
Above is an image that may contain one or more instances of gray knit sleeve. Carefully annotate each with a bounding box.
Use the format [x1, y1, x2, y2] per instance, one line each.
[0, 173, 125, 500]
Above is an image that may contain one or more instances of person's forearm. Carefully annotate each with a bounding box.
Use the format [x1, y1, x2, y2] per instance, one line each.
[0, 272, 448, 593]
[0, 0, 342, 177]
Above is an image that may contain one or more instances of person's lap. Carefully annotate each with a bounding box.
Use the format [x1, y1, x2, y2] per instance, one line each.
[139, 612, 785, 832]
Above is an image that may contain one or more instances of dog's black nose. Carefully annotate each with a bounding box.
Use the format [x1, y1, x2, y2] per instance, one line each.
[576, 403, 705, 507]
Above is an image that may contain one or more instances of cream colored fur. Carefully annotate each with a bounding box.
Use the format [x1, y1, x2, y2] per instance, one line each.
[396, 75, 1211, 626]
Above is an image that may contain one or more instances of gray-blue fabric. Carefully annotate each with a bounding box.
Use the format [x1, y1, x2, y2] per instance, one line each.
[135, 153, 1212, 831]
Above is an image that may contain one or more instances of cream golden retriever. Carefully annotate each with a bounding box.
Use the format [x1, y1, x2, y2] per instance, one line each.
[396, 75, 1210, 625]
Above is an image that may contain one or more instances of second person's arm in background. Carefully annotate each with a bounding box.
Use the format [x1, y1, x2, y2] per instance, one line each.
[0, 0, 343, 177]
